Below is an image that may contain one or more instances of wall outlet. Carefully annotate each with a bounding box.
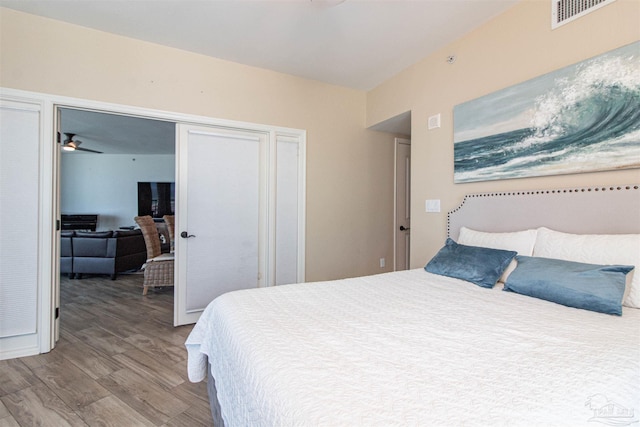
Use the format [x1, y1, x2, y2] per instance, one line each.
[380, 258, 386, 268]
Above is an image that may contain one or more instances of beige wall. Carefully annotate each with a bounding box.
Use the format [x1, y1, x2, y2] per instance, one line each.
[0, 7, 396, 282]
[3, 2, 638, 279]
[367, 0, 640, 267]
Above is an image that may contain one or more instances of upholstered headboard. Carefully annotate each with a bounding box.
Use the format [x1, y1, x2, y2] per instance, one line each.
[448, 185, 640, 240]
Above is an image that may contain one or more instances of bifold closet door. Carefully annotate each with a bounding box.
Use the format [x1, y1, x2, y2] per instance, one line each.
[175, 124, 267, 326]
[274, 134, 303, 286]
[0, 99, 43, 357]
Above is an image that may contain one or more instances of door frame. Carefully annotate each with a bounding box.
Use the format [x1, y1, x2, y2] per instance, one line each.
[393, 137, 411, 271]
[0, 87, 305, 356]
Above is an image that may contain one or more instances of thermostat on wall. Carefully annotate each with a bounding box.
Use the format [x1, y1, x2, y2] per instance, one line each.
[428, 114, 441, 130]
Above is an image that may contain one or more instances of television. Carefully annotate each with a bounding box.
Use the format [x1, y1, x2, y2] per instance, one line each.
[138, 182, 175, 218]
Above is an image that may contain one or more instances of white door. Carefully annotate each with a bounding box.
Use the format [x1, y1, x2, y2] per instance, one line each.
[0, 98, 55, 359]
[394, 138, 411, 271]
[175, 124, 268, 326]
[273, 134, 305, 285]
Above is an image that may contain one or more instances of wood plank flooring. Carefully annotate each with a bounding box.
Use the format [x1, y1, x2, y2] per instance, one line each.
[0, 273, 214, 426]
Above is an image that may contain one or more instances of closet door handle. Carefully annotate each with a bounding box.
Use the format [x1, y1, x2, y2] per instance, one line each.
[180, 231, 196, 238]
[399, 226, 410, 231]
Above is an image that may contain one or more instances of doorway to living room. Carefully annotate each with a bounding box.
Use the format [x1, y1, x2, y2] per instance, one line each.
[58, 106, 177, 329]
[55, 100, 306, 331]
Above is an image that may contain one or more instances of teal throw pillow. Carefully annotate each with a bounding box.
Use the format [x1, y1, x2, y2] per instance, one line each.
[504, 256, 634, 315]
[425, 238, 517, 288]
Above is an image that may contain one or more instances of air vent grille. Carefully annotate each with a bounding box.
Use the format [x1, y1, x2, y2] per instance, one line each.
[552, 0, 617, 29]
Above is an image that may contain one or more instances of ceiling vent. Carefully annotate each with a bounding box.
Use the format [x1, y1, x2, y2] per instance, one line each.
[552, 0, 617, 29]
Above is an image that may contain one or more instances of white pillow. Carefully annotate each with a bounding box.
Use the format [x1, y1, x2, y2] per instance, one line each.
[458, 227, 538, 282]
[533, 227, 640, 309]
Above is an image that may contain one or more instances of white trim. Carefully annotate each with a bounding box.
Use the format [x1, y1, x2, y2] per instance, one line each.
[52, 106, 62, 345]
[0, 88, 305, 137]
[258, 130, 270, 289]
[268, 130, 277, 287]
[173, 125, 186, 326]
[293, 132, 307, 283]
[393, 141, 398, 271]
[40, 97, 56, 353]
[0, 335, 41, 360]
[186, 129, 262, 142]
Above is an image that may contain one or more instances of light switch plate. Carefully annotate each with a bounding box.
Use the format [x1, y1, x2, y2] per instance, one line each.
[426, 199, 441, 213]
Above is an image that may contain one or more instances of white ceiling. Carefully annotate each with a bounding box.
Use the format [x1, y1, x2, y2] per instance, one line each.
[4, 0, 519, 153]
[60, 108, 176, 155]
[1, 0, 518, 91]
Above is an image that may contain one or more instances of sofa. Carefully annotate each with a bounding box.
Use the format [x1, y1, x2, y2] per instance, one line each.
[60, 230, 74, 276]
[60, 229, 147, 279]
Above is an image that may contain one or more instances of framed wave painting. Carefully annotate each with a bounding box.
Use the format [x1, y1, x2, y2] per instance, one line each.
[453, 41, 640, 183]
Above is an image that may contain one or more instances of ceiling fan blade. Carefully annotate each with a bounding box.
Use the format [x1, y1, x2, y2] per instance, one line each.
[61, 134, 102, 153]
[75, 147, 103, 154]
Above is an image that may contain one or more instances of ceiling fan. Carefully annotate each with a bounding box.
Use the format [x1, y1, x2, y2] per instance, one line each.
[62, 133, 102, 153]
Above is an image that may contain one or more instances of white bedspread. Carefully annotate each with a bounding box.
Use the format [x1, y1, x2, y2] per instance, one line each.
[185, 269, 640, 426]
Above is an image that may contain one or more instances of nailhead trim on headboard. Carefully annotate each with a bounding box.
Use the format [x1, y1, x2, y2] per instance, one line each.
[447, 185, 639, 237]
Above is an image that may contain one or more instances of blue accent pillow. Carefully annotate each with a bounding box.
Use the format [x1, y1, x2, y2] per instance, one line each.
[504, 256, 634, 316]
[425, 238, 517, 288]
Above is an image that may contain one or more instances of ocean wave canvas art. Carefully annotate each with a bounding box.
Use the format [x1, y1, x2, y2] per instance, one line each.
[453, 41, 640, 183]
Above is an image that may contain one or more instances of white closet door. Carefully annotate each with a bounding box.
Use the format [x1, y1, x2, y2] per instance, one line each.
[0, 99, 42, 358]
[274, 134, 304, 285]
[175, 124, 267, 326]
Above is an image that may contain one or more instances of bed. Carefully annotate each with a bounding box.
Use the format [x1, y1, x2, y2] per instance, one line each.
[186, 185, 640, 426]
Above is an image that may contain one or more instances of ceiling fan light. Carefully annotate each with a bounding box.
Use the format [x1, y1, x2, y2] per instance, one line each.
[62, 142, 76, 151]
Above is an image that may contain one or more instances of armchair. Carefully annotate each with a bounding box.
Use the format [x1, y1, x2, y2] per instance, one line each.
[163, 215, 175, 250]
[134, 215, 174, 295]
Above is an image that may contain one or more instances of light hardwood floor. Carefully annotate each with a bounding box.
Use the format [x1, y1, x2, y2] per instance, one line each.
[0, 273, 214, 426]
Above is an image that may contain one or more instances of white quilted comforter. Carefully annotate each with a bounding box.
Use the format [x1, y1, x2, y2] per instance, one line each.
[185, 269, 640, 426]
